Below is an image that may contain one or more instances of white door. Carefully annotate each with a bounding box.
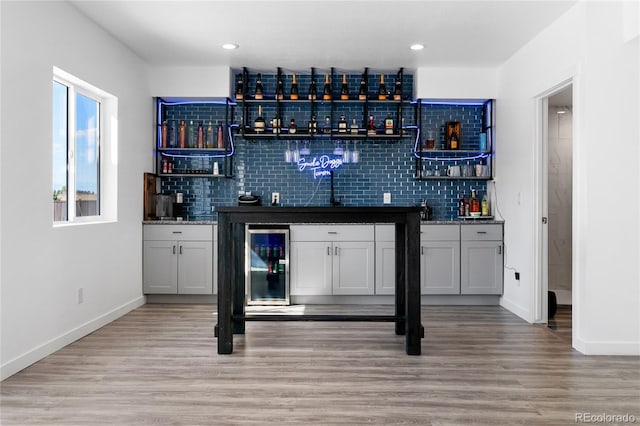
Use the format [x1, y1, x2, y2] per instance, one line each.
[421, 241, 460, 295]
[143, 240, 178, 294]
[461, 241, 503, 295]
[375, 241, 396, 295]
[332, 241, 375, 295]
[177, 241, 213, 294]
[290, 241, 332, 295]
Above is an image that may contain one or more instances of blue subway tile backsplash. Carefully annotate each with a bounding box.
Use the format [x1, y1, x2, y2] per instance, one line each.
[158, 73, 489, 221]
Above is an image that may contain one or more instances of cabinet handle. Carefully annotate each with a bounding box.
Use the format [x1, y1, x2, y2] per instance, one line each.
[327, 247, 331, 256]
[497, 245, 502, 255]
[421, 246, 424, 255]
[173, 245, 176, 255]
[477, 231, 487, 234]
[328, 231, 338, 234]
[334, 246, 339, 256]
[172, 231, 182, 234]
[179, 245, 183, 255]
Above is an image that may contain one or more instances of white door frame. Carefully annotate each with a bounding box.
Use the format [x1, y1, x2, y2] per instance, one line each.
[533, 78, 573, 324]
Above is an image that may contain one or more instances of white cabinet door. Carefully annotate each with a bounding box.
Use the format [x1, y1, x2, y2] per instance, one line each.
[375, 240, 396, 295]
[290, 241, 332, 295]
[421, 241, 460, 295]
[143, 240, 178, 294]
[177, 241, 213, 295]
[460, 241, 503, 295]
[332, 241, 375, 295]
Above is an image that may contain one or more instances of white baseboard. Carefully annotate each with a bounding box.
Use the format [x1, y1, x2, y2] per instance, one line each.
[499, 296, 532, 323]
[1, 296, 145, 381]
[573, 337, 640, 356]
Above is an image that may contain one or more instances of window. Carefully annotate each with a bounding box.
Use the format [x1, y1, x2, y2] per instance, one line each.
[53, 68, 117, 224]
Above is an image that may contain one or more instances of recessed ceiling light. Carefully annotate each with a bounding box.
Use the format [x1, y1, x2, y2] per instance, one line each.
[222, 43, 239, 50]
[409, 44, 424, 51]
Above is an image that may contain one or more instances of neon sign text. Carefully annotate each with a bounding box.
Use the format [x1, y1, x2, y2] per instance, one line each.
[297, 155, 343, 178]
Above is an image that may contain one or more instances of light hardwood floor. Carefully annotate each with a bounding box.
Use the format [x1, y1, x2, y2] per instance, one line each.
[1, 304, 638, 425]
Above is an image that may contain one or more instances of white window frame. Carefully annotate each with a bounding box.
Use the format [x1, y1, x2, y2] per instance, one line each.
[53, 67, 117, 226]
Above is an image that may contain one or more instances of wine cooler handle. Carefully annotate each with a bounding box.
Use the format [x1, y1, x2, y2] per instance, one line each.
[421, 246, 424, 255]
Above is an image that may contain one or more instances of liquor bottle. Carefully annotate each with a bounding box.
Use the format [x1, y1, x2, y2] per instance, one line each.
[161, 120, 168, 148]
[322, 74, 332, 100]
[393, 72, 402, 101]
[290, 73, 299, 100]
[378, 74, 387, 100]
[288, 118, 297, 134]
[308, 115, 318, 134]
[308, 78, 317, 100]
[188, 120, 196, 147]
[350, 118, 359, 134]
[197, 122, 204, 148]
[358, 73, 367, 100]
[276, 77, 284, 100]
[206, 121, 214, 148]
[384, 114, 394, 135]
[470, 189, 480, 214]
[338, 115, 347, 133]
[340, 74, 349, 100]
[324, 116, 331, 134]
[168, 120, 176, 147]
[178, 120, 186, 148]
[216, 123, 224, 149]
[235, 74, 244, 100]
[254, 73, 263, 100]
[271, 115, 281, 134]
[253, 105, 265, 133]
[367, 115, 376, 135]
[481, 193, 490, 216]
[459, 195, 466, 217]
[450, 129, 459, 150]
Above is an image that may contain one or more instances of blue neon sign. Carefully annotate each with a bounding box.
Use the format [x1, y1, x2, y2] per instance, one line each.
[297, 155, 343, 178]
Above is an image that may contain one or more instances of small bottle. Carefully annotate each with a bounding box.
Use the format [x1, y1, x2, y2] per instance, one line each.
[188, 120, 196, 147]
[161, 120, 168, 148]
[340, 74, 349, 100]
[216, 123, 224, 149]
[384, 114, 394, 135]
[288, 118, 297, 134]
[481, 193, 490, 216]
[168, 120, 176, 147]
[308, 78, 317, 100]
[254, 73, 263, 100]
[213, 162, 219, 175]
[367, 115, 376, 135]
[254, 105, 265, 133]
[235, 74, 244, 100]
[308, 115, 318, 134]
[324, 116, 331, 134]
[162, 158, 168, 174]
[276, 78, 284, 100]
[378, 74, 387, 100]
[197, 122, 204, 148]
[350, 118, 359, 134]
[178, 120, 187, 148]
[459, 195, 466, 217]
[450, 130, 459, 150]
[322, 74, 332, 100]
[338, 115, 347, 133]
[358, 73, 367, 100]
[470, 189, 480, 213]
[272, 115, 281, 134]
[393, 72, 402, 101]
[290, 73, 299, 100]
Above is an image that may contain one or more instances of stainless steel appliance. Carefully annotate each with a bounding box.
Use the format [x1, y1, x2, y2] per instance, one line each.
[246, 225, 289, 305]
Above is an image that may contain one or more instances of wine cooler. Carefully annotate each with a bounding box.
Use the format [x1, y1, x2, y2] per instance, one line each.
[246, 226, 290, 305]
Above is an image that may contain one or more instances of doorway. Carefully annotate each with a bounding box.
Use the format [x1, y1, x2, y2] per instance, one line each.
[536, 82, 573, 342]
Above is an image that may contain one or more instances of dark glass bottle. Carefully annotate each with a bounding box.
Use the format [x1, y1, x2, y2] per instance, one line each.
[378, 74, 387, 100]
[393, 72, 402, 101]
[340, 74, 349, 100]
[367, 115, 376, 135]
[322, 74, 332, 100]
[276, 77, 284, 100]
[290, 73, 299, 100]
[254, 105, 265, 133]
[254, 73, 263, 100]
[308, 78, 317, 100]
[235, 74, 244, 100]
[358, 74, 367, 100]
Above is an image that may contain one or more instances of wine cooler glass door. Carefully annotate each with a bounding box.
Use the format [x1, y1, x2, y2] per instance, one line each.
[246, 229, 290, 305]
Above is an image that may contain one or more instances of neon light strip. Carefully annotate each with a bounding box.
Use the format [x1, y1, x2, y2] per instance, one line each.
[415, 153, 490, 161]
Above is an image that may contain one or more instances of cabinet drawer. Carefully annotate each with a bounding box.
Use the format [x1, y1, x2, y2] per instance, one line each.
[375, 224, 395, 241]
[143, 224, 213, 241]
[420, 225, 460, 241]
[290, 224, 374, 242]
[460, 224, 502, 241]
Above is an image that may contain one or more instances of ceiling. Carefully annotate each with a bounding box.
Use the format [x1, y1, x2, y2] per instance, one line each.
[70, 0, 576, 72]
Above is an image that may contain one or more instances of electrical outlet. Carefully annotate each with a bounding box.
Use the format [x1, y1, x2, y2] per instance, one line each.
[515, 272, 520, 280]
[77, 288, 84, 304]
[383, 193, 391, 204]
[271, 192, 280, 204]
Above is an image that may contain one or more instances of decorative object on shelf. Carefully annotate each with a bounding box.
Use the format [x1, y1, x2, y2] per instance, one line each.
[445, 121, 461, 150]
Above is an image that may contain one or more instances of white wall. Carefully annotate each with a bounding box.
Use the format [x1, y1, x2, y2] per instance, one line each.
[148, 66, 231, 98]
[0, 1, 151, 379]
[416, 67, 497, 100]
[496, 1, 639, 354]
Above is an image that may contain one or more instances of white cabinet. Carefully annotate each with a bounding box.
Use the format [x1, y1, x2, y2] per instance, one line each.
[421, 225, 460, 295]
[290, 225, 375, 296]
[143, 225, 214, 295]
[460, 224, 503, 295]
[375, 225, 396, 295]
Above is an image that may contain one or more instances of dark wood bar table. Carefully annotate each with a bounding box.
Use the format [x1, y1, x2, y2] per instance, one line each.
[215, 206, 423, 355]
